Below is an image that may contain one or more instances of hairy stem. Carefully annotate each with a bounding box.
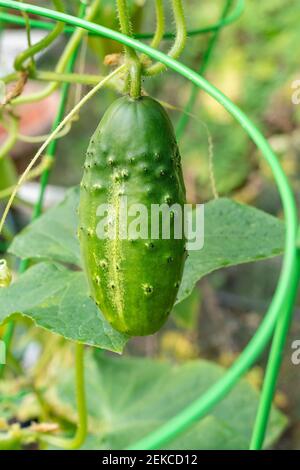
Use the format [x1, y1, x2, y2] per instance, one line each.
[150, 0, 165, 49]
[140, 0, 165, 68]
[144, 0, 186, 77]
[116, 0, 141, 98]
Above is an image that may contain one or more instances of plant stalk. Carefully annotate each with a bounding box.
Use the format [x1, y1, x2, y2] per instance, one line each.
[116, 0, 141, 98]
[144, 0, 186, 77]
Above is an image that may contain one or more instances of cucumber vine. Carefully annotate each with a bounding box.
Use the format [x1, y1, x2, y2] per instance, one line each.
[0, 0, 296, 454]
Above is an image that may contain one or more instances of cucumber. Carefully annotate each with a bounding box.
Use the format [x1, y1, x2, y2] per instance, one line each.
[79, 96, 186, 336]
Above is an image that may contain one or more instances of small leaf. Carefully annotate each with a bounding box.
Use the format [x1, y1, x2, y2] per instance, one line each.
[0, 263, 127, 353]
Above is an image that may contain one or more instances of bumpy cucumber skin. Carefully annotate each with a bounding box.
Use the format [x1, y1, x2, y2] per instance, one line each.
[79, 96, 186, 336]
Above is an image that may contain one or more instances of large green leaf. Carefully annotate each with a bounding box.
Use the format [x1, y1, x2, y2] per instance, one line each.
[177, 198, 285, 302]
[9, 188, 285, 305]
[49, 352, 287, 450]
[0, 263, 127, 353]
[4, 190, 285, 344]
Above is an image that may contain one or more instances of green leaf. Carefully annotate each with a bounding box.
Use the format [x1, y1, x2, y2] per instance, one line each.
[9, 189, 285, 306]
[50, 352, 287, 450]
[0, 263, 127, 353]
[9, 187, 81, 266]
[177, 198, 285, 303]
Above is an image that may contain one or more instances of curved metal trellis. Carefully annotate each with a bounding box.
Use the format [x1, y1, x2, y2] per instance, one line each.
[0, 0, 299, 451]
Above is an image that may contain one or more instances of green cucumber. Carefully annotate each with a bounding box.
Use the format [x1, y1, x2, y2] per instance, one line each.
[79, 96, 187, 336]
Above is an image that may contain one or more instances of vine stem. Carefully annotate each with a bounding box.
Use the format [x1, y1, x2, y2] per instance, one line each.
[140, 0, 165, 69]
[150, 0, 165, 49]
[116, 0, 141, 98]
[0, 111, 73, 142]
[0, 65, 125, 238]
[2, 70, 122, 89]
[73, 34, 88, 105]
[17, 125, 72, 144]
[41, 343, 87, 450]
[144, 0, 187, 77]
[20, 0, 35, 71]
[0, 156, 52, 201]
[14, 0, 65, 72]
[11, 0, 101, 106]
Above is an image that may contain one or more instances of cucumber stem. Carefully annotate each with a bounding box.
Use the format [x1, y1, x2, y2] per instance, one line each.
[144, 0, 187, 77]
[116, 0, 141, 99]
[150, 0, 165, 49]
